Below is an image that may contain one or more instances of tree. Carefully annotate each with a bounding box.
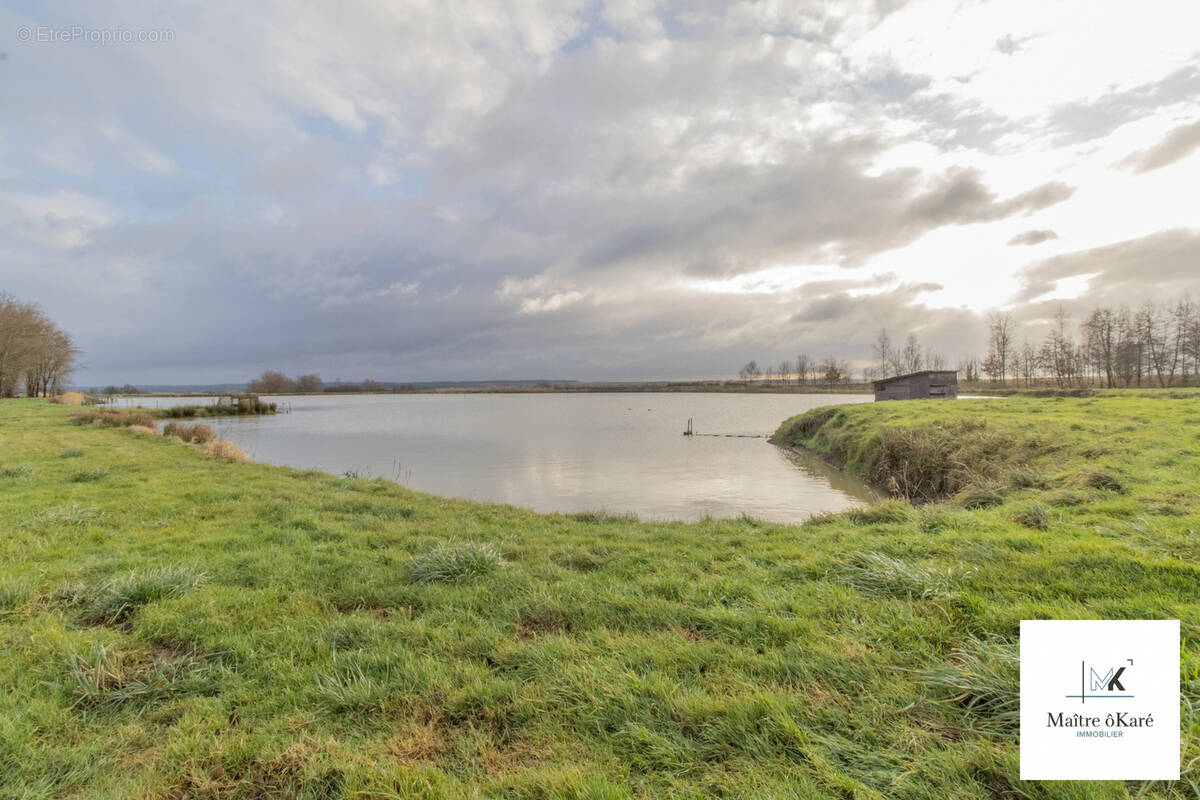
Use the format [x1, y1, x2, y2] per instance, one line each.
[794, 353, 810, 385]
[958, 357, 979, 383]
[872, 329, 893, 379]
[24, 317, 79, 397]
[294, 374, 323, 393]
[362, 378, 382, 392]
[249, 370, 296, 394]
[0, 294, 40, 396]
[1138, 301, 1175, 387]
[778, 360, 792, 385]
[901, 333, 923, 374]
[986, 312, 1016, 384]
[0, 293, 78, 397]
[1082, 307, 1117, 387]
[820, 356, 847, 384]
[738, 360, 761, 382]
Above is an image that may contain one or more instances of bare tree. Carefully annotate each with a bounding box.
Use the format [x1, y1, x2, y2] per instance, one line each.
[794, 353, 810, 386]
[0, 294, 78, 397]
[1082, 307, 1117, 387]
[738, 360, 760, 382]
[249, 370, 296, 393]
[901, 333, 923, 374]
[820, 356, 848, 384]
[1137, 301, 1176, 387]
[986, 312, 1016, 384]
[294, 374, 323, 393]
[778, 360, 793, 385]
[24, 320, 79, 397]
[958, 357, 979, 383]
[872, 329, 893, 379]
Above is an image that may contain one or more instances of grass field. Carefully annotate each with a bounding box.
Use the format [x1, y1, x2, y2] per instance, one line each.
[0, 397, 1197, 799]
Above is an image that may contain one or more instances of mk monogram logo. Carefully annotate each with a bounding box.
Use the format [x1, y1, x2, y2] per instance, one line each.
[1068, 659, 1134, 703]
[1090, 666, 1126, 692]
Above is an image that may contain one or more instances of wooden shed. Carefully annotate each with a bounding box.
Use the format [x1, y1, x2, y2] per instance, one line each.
[873, 370, 958, 401]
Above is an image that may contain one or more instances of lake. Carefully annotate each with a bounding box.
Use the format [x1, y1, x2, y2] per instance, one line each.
[156, 393, 880, 523]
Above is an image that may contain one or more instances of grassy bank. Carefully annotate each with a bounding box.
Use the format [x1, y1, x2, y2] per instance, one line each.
[0, 398, 1197, 799]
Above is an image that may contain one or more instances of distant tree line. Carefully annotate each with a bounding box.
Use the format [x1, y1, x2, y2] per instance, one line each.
[737, 355, 853, 385]
[971, 298, 1200, 388]
[0, 293, 79, 397]
[735, 295, 1200, 389]
[101, 384, 142, 396]
[869, 330, 948, 381]
[247, 370, 405, 394]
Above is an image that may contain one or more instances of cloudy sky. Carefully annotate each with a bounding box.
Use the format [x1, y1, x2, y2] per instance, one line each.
[3, 1, 1199, 385]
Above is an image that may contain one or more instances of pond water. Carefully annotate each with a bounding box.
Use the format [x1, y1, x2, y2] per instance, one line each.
[155, 393, 881, 523]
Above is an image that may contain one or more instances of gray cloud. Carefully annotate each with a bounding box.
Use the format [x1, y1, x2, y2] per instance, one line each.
[1015, 228, 1200, 308]
[1047, 66, 1200, 145]
[1118, 121, 1200, 173]
[1007, 229, 1058, 246]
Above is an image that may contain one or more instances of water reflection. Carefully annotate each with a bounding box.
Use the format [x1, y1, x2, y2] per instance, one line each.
[160, 392, 878, 523]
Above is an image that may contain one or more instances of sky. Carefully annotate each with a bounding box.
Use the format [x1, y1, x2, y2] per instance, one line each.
[2, 0, 1199, 385]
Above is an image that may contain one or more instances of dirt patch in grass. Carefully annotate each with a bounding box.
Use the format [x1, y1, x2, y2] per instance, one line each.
[516, 606, 572, 638]
[386, 721, 452, 765]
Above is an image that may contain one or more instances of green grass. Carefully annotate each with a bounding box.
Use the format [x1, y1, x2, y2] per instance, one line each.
[1, 397, 1197, 798]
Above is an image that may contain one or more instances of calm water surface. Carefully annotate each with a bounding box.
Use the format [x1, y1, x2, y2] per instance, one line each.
[158, 393, 880, 523]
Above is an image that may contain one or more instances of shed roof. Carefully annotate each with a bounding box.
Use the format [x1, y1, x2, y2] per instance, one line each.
[871, 370, 958, 389]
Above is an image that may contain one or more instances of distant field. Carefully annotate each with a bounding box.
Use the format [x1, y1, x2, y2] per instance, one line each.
[0, 398, 1197, 798]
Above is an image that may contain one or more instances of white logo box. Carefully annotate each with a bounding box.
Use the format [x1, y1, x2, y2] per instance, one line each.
[1020, 620, 1179, 780]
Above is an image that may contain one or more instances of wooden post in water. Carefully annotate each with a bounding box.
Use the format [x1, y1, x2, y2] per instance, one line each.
[683, 417, 693, 436]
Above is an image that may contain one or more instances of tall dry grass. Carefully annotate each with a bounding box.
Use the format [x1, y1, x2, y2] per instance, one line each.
[202, 439, 247, 462]
[163, 422, 214, 444]
[52, 392, 85, 406]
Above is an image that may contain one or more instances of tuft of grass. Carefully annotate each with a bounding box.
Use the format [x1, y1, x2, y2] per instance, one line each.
[313, 661, 387, 713]
[567, 511, 637, 525]
[75, 566, 205, 626]
[912, 636, 1019, 733]
[1008, 467, 1049, 490]
[840, 552, 964, 600]
[916, 507, 974, 534]
[202, 438, 247, 462]
[51, 391, 85, 406]
[1082, 469, 1126, 493]
[163, 421, 214, 443]
[63, 643, 220, 710]
[0, 463, 33, 478]
[20, 503, 101, 529]
[1045, 489, 1086, 507]
[1010, 502, 1050, 530]
[958, 483, 1005, 510]
[408, 542, 501, 584]
[59, 447, 84, 458]
[0, 578, 34, 614]
[844, 500, 910, 526]
[126, 424, 159, 436]
[66, 468, 110, 483]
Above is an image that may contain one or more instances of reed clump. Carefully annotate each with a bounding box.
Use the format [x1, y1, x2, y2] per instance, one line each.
[163, 422, 214, 444]
[202, 439, 247, 462]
